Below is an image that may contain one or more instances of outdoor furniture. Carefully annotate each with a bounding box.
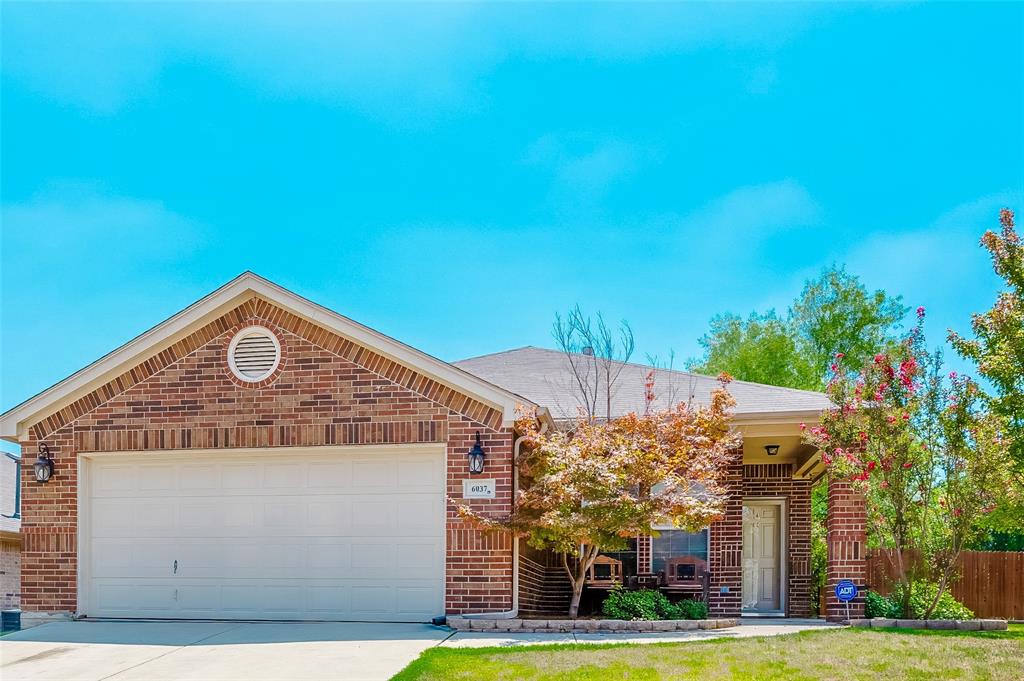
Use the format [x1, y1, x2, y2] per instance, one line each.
[585, 555, 623, 589]
[661, 556, 711, 602]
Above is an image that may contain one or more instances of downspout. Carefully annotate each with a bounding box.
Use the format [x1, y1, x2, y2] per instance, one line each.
[461, 416, 550, 620]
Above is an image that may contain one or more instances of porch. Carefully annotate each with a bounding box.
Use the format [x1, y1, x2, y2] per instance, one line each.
[518, 439, 866, 621]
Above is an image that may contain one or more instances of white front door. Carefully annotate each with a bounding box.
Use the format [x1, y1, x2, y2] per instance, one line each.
[742, 502, 782, 613]
[83, 446, 445, 622]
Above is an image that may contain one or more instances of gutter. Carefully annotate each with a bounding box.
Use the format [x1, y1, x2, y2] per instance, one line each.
[460, 418, 549, 621]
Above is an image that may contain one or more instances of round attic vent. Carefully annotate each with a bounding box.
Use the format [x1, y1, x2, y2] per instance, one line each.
[228, 326, 281, 382]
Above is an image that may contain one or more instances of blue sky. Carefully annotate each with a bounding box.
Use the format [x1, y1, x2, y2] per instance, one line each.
[2, 2, 1022, 454]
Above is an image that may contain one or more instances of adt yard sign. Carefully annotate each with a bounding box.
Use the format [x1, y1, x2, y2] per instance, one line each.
[835, 579, 858, 620]
[835, 579, 858, 602]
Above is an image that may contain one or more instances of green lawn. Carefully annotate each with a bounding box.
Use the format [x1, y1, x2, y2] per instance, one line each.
[393, 625, 1024, 681]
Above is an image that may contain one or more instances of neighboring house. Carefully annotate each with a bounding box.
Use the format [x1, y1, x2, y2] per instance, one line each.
[1, 451, 21, 609]
[0, 273, 866, 628]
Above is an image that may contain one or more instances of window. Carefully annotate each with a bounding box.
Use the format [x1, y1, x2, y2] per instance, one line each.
[228, 326, 281, 382]
[651, 529, 709, 575]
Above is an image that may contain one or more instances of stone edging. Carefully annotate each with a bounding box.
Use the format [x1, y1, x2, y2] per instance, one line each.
[446, 617, 740, 633]
[848, 618, 1008, 631]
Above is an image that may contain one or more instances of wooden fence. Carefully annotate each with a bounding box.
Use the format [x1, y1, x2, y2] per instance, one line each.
[867, 550, 1024, 619]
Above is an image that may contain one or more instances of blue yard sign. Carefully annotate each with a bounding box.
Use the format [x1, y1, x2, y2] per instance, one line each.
[835, 579, 858, 620]
[835, 579, 858, 602]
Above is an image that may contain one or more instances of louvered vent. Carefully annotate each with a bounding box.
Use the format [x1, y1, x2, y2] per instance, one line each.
[229, 327, 281, 381]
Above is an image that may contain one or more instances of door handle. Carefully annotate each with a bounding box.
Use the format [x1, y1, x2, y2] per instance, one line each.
[173, 560, 178, 574]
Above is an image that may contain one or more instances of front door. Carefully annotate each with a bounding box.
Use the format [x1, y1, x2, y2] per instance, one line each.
[742, 503, 782, 613]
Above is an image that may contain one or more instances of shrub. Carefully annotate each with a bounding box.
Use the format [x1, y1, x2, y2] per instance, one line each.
[668, 598, 709, 620]
[600, 586, 708, 620]
[865, 590, 901, 618]
[865, 582, 974, 620]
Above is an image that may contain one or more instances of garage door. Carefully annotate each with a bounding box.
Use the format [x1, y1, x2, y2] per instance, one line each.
[84, 447, 445, 622]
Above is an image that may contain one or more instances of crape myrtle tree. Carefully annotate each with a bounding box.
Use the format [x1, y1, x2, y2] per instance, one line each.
[949, 208, 1024, 535]
[456, 376, 741, 618]
[803, 309, 1012, 619]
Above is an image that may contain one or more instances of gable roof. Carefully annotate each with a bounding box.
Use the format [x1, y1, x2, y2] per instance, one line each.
[454, 346, 831, 423]
[1, 273, 544, 442]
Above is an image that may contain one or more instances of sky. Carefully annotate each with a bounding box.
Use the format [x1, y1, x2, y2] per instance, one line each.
[2, 2, 1023, 456]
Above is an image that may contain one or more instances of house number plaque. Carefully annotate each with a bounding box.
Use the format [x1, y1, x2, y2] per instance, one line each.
[463, 479, 496, 499]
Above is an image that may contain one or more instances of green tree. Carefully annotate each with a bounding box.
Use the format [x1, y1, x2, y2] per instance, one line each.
[791, 266, 908, 381]
[948, 208, 1024, 534]
[689, 311, 816, 389]
[688, 266, 907, 391]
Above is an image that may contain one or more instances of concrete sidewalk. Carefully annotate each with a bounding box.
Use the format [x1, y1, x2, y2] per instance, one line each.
[440, 618, 837, 648]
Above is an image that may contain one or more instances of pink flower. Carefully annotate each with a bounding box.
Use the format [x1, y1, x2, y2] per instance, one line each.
[903, 462, 913, 469]
[953, 508, 962, 517]
[835, 352, 845, 359]
[874, 354, 886, 364]
[880, 481, 890, 489]
[799, 423, 806, 431]
[916, 306, 926, 318]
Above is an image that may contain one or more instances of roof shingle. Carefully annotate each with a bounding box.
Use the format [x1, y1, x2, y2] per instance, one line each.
[454, 346, 831, 421]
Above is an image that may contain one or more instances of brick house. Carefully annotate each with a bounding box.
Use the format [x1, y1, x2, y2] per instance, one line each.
[0, 273, 865, 628]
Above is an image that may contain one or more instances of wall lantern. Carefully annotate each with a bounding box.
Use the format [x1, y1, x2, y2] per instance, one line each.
[467, 432, 486, 474]
[764, 444, 780, 457]
[33, 443, 55, 483]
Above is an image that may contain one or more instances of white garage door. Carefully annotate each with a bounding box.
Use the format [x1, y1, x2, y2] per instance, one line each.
[83, 447, 445, 622]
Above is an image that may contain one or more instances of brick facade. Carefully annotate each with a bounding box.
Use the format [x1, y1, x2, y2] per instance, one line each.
[636, 459, 813, 618]
[825, 475, 867, 621]
[18, 297, 514, 616]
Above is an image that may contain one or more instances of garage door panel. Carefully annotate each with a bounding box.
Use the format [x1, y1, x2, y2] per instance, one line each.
[86, 448, 445, 621]
[307, 543, 352, 572]
[306, 499, 352, 529]
[307, 585, 350, 614]
[307, 461, 352, 489]
[93, 465, 136, 494]
[179, 463, 219, 491]
[351, 585, 395, 614]
[222, 463, 261, 490]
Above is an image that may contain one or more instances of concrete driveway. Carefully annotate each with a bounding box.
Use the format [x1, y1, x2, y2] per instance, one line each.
[0, 621, 451, 681]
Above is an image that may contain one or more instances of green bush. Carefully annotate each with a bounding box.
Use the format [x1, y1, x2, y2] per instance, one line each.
[668, 598, 709, 620]
[865, 590, 901, 618]
[865, 582, 974, 619]
[600, 586, 708, 620]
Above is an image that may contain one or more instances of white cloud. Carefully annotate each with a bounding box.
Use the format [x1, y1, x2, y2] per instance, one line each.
[524, 134, 645, 203]
[680, 179, 822, 237]
[1, 183, 202, 277]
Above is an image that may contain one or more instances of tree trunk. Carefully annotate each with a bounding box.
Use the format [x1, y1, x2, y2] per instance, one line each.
[923, 547, 960, 620]
[563, 546, 601, 619]
[569, 577, 585, 619]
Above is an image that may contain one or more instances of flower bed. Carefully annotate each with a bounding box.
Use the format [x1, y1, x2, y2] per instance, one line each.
[848, 617, 1007, 631]
[444, 617, 739, 632]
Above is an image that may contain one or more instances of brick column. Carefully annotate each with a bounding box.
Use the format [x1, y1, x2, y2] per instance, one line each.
[708, 456, 743, 616]
[825, 475, 866, 621]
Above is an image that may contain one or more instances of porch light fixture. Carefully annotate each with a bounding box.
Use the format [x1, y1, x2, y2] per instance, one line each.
[33, 443, 54, 483]
[764, 444, 780, 457]
[467, 432, 486, 474]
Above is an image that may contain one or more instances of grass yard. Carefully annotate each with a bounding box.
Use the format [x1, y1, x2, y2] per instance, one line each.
[393, 624, 1024, 681]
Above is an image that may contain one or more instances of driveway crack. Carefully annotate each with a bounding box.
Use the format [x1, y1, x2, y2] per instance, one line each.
[97, 623, 247, 681]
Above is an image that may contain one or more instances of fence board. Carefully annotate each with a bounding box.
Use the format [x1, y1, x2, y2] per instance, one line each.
[867, 550, 1024, 619]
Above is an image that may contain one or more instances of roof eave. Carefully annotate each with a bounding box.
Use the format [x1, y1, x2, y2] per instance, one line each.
[1, 273, 532, 441]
